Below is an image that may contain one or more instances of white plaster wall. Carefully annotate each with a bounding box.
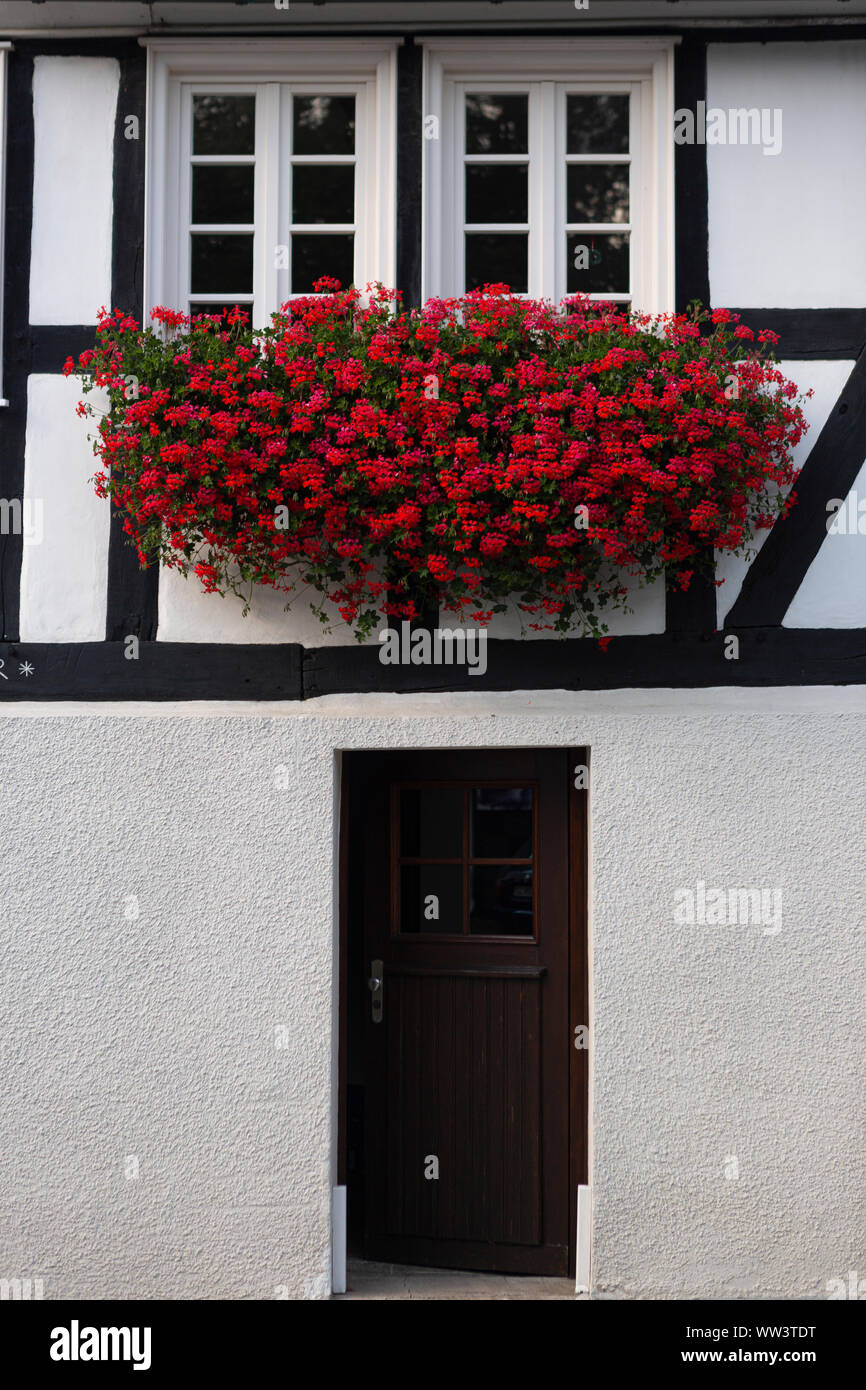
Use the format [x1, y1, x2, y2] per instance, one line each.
[0, 687, 863, 1300]
[19, 374, 110, 642]
[716, 359, 855, 626]
[707, 42, 866, 308]
[29, 57, 118, 325]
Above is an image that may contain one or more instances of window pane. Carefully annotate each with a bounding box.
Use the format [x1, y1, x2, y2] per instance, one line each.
[400, 865, 463, 934]
[566, 94, 629, 154]
[293, 95, 356, 155]
[400, 787, 463, 859]
[292, 165, 355, 225]
[567, 232, 630, 294]
[466, 94, 528, 154]
[471, 788, 532, 859]
[470, 866, 533, 936]
[567, 164, 629, 224]
[466, 234, 528, 293]
[192, 165, 255, 225]
[291, 233, 354, 291]
[190, 233, 254, 293]
[466, 164, 528, 224]
[192, 94, 255, 156]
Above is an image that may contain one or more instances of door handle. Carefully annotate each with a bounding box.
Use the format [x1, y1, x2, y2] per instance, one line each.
[368, 959, 383, 1024]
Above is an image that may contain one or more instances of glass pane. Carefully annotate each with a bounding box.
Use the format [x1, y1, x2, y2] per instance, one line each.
[470, 866, 533, 936]
[400, 865, 463, 935]
[292, 165, 355, 224]
[465, 234, 528, 293]
[466, 164, 528, 224]
[192, 165, 255, 225]
[567, 164, 629, 223]
[566, 94, 629, 154]
[190, 234, 254, 293]
[293, 95, 356, 155]
[292, 233, 354, 292]
[471, 788, 532, 860]
[400, 787, 463, 859]
[466, 94, 528, 154]
[192, 94, 255, 156]
[567, 232, 630, 294]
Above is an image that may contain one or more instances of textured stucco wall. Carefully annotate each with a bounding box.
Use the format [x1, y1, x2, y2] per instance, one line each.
[1, 688, 863, 1300]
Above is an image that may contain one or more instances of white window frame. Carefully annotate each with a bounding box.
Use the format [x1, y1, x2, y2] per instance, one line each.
[0, 42, 11, 406]
[423, 38, 676, 315]
[142, 39, 398, 325]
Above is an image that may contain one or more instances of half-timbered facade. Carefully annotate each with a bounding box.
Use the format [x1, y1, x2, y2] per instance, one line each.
[0, 0, 863, 1301]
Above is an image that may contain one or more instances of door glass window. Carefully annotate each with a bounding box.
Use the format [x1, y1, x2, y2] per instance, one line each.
[396, 784, 534, 937]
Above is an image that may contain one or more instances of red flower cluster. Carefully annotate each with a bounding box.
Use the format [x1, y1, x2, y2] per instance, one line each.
[66, 283, 809, 639]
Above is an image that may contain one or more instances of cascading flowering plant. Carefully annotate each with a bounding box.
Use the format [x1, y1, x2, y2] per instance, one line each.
[66, 279, 810, 641]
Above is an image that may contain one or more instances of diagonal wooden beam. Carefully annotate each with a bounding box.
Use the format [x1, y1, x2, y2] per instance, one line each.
[725, 348, 866, 629]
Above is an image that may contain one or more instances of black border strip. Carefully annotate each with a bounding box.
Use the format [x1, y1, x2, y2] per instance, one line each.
[725, 349, 866, 629]
[304, 626, 866, 695]
[722, 309, 866, 361]
[0, 641, 302, 700]
[396, 36, 423, 310]
[105, 40, 159, 641]
[668, 33, 715, 635]
[0, 629, 862, 700]
[0, 45, 33, 642]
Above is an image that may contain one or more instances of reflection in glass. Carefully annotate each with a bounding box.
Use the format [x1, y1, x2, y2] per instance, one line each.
[193, 94, 255, 156]
[293, 95, 356, 155]
[567, 164, 629, 224]
[400, 865, 463, 934]
[466, 94, 529, 154]
[566, 94, 629, 154]
[471, 788, 533, 859]
[470, 865, 534, 936]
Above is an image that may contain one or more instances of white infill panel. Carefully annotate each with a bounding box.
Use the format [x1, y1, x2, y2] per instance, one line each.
[19, 374, 110, 642]
[707, 41, 866, 308]
[29, 56, 119, 324]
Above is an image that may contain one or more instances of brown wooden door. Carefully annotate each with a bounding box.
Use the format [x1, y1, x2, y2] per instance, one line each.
[360, 749, 575, 1275]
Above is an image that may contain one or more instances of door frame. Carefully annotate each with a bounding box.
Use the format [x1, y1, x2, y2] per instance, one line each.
[336, 744, 589, 1281]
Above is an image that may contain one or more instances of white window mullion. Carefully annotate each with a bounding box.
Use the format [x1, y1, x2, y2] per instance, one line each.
[256, 82, 280, 322]
[536, 81, 556, 303]
[178, 85, 194, 316]
[353, 81, 369, 297]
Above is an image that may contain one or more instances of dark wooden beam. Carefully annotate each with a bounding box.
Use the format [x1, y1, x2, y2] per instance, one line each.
[725, 349, 866, 629]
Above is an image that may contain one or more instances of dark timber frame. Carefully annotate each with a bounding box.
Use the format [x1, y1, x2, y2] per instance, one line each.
[1, 24, 864, 699]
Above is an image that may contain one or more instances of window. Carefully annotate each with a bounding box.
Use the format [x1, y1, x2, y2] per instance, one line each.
[396, 783, 536, 939]
[423, 39, 675, 313]
[144, 40, 397, 325]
